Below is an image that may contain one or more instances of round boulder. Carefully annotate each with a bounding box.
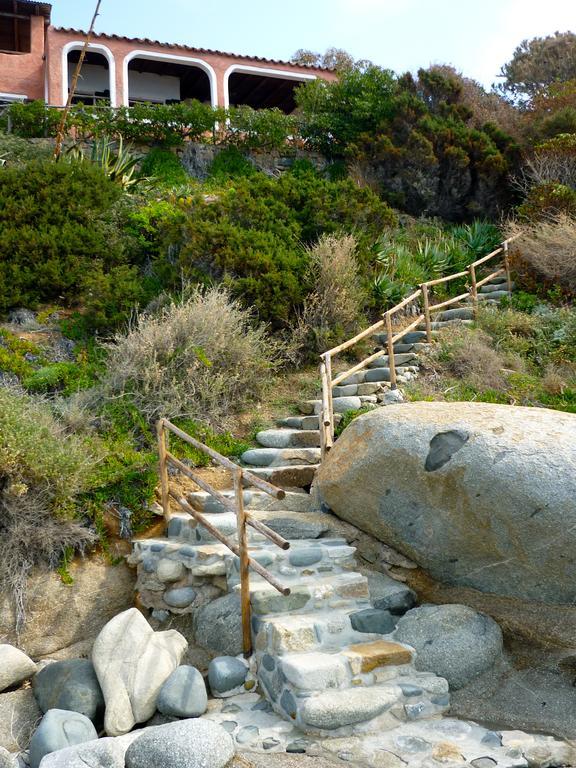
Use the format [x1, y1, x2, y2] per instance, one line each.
[394, 604, 503, 689]
[125, 719, 234, 768]
[0, 645, 36, 692]
[28, 709, 98, 768]
[157, 666, 207, 718]
[316, 402, 576, 604]
[33, 659, 104, 723]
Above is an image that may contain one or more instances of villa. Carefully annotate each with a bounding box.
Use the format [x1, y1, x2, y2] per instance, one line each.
[0, 0, 334, 111]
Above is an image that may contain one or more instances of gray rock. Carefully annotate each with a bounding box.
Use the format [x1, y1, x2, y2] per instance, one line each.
[363, 569, 417, 615]
[163, 587, 197, 608]
[36, 732, 140, 768]
[394, 604, 503, 689]
[29, 709, 97, 768]
[261, 515, 329, 541]
[0, 748, 14, 768]
[91, 608, 188, 736]
[242, 448, 320, 468]
[235, 725, 259, 744]
[316, 402, 576, 605]
[0, 688, 42, 752]
[300, 687, 398, 730]
[329, 397, 362, 414]
[33, 659, 104, 723]
[349, 608, 396, 634]
[124, 719, 234, 768]
[208, 657, 247, 695]
[193, 593, 243, 656]
[8, 309, 36, 326]
[289, 548, 322, 567]
[0, 645, 36, 692]
[157, 666, 207, 718]
[381, 388, 405, 405]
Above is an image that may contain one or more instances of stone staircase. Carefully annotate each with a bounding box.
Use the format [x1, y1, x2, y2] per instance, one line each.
[131, 487, 451, 739]
[238, 273, 514, 491]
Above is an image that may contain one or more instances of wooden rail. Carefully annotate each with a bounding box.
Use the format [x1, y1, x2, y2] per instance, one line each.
[157, 418, 290, 656]
[318, 234, 520, 459]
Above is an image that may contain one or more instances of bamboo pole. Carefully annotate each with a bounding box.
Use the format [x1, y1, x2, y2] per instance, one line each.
[156, 420, 170, 518]
[475, 267, 506, 289]
[423, 270, 469, 287]
[385, 312, 397, 390]
[325, 353, 334, 443]
[245, 513, 290, 550]
[471, 246, 503, 268]
[469, 263, 478, 318]
[503, 240, 512, 295]
[387, 289, 422, 316]
[390, 314, 425, 344]
[421, 283, 432, 343]
[428, 292, 471, 313]
[234, 469, 252, 657]
[324, 318, 386, 357]
[53, 0, 102, 160]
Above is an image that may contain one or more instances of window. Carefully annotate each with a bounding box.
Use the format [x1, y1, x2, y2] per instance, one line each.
[0, 7, 32, 53]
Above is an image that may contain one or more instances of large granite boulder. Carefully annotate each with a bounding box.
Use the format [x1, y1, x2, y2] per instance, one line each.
[92, 608, 187, 737]
[316, 402, 576, 605]
[0, 556, 135, 659]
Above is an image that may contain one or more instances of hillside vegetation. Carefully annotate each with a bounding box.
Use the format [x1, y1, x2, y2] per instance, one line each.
[1, 33, 575, 608]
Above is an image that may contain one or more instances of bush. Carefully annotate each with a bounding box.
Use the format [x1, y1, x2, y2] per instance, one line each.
[0, 132, 53, 165]
[208, 146, 257, 180]
[507, 216, 576, 292]
[291, 234, 366, 358]
[0, 159, 122, 312]
[101, 286, 282, 426]
[517, 182, 576, 221]
[0, 388, 99, 624]
[140, 147, 189, 186]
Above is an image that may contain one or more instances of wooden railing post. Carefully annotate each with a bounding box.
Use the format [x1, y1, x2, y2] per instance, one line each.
[469, 263, 478, 318]
[234, 468, 252, 657]
[421, 283, 433, 343]
[503, 240, 512, 295]
[325, 353, 334, 443]
[156, 419, 170, 518]
[385, 311, 397, 389]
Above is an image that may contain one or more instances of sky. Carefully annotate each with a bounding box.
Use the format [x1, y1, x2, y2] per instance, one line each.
[50, 0, 575, 89]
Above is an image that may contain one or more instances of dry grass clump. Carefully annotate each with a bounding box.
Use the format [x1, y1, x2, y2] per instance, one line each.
[102, 286, 282, 426]
[434, 327, 512, 391]
[291, 234, 366, 360]
[507, 216, 576, 291]
[0, 387, 97, 627]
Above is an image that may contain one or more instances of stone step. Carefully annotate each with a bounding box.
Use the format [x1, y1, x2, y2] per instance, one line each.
[241, 464, 318, 489]
[227, 539, 357, 587]
[394, 341, 429, 353]
[255, 429, 320, 449]
[186, 489, 314, 515]
[241, 447, 321, 468]
[367, 353, 418, 368]
[256, 642, 449, 734]
[299, 397, 363, 415]
[375, 330, 428, 346]
[253, 607, 396, 656]
[276, 414, 343, 431]
[331, 382, 381, 398]
[418, 319, 474, 331]
[249, 572, 371, 617]
[480, 281, 514, 293]
[435, 307, 474, 321]
[478, 290, 511, 300]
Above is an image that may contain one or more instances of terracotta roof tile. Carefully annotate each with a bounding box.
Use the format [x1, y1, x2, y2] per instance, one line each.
[52, 26, 334, 72]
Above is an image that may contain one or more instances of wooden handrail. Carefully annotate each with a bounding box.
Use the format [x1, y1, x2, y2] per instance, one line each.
[157, 419, 291, 657]
[318, 234, 520, 461]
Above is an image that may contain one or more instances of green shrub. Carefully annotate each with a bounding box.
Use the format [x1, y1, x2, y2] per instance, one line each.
[0, 160, 122, 312]
[4, 100, 60, 138]
[208, 147, 256, 180]
[0, 388, 100, 623]
[140, 147, 189, 186]
[517, 182, 576, 220]
[0, 133, 53, 165]
[23, 360, 99, 395]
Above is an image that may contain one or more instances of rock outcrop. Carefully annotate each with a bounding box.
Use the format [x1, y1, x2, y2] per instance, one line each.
[316, 402, 576, 605]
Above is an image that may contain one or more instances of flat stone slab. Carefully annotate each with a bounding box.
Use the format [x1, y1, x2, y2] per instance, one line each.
[344, 640, 413, 673]
[241, 448, 321, 468]
[300, 687, 399, 730]
[256, 429, 320, 449]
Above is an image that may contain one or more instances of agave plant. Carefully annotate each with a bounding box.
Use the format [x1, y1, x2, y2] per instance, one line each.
[451, 221, 501, 260]
[66, 135, 146, 191]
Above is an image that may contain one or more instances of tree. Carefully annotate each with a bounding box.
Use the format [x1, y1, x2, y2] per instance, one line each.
[498, 31, 576, 103]
[291, 47, 359, 72]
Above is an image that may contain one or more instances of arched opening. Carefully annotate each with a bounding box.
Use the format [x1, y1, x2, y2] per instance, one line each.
[227, 71, 309, 113]
[126, 56, 212, 106]
[67, 49, 112, 105]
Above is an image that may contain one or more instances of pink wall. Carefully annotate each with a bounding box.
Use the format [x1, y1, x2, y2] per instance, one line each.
[0, 15, 46, 100]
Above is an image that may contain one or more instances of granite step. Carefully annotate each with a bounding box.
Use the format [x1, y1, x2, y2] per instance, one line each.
[367, 353, 418, 368]
[298, 397, 364, 415]
[249, 572, 371, 617]
[477, 290, 511, 300]
[375, 330, 428, 346]
[240, 464, 318, 489]
[241, 447, 321, 468]
[186, 489, 314, 515]
[276, 414, 343, 431]
[480, 281, 515, 293]
[419, 319, 474, 331]
[435, 307, 474, 321]
[255, 429, 320, 449]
